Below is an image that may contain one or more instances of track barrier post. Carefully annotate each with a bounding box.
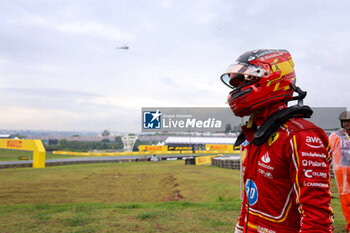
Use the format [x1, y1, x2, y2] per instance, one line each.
[0, 139, 46, 168]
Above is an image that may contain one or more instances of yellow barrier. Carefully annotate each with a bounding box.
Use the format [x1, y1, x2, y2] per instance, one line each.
[181, 150, 194, 154]
[139, 145, 168, 151]
[205, 144, 234, 151]
[195, 155, 219, 165]
[0, 139, 46, 168]
[194, 150, 240, 154]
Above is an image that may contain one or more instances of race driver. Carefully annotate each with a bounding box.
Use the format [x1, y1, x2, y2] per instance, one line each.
[220, 49, 334, 232]
[330, 111, 350, 232]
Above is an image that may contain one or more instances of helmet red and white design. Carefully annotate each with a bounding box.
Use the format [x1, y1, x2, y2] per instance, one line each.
[220, 49, 296, 117]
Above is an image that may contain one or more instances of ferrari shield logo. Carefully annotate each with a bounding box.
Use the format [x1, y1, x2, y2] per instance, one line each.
[268, 132, 279, 146]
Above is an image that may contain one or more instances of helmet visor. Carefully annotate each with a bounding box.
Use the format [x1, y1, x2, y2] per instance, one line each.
[220, 64, 266, 89]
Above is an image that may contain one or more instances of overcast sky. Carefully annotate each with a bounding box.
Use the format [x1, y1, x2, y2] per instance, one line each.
[0, 0, 349, 133]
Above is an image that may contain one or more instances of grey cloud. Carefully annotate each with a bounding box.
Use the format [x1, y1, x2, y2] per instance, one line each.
[0, 88, 105, 111]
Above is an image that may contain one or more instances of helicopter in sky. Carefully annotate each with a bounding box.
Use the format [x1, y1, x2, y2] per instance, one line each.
[116, 44, 129, 50]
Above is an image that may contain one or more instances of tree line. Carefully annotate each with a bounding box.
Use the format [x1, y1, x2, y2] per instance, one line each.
[45, 137, 124, 152]
[44, 137, 159, 152]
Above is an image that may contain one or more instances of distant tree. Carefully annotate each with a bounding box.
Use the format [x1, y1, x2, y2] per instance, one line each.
[115, 136, 122, 143]
[114, 136, 124, 149]
[44, 137, 131, 152]
[225, 124, 232, 134]
[133, 139, 141, 151]
[59, 139, 69, 149]
[232, 124, 243, 133]
[101, 130, 110, 136]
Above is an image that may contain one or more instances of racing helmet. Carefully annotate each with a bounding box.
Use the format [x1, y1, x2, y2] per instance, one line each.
[339, 111, 350, 128]
[220, 49, 296, 117]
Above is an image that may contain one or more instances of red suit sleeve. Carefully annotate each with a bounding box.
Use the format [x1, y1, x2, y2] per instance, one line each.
[288, 129, 334, 232]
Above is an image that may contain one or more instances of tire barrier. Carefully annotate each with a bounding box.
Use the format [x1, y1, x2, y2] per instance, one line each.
[184, 155, 220, 165]
[211, 156, 241, 170]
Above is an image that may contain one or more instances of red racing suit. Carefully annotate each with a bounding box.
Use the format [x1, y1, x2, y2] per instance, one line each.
[235, 117, 334, 233]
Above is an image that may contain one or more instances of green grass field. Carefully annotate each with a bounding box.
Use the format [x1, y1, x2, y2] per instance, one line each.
[0, 150, 347, 232]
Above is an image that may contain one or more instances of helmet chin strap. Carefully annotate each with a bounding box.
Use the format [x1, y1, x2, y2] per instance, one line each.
[290, 83, 307, 106]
